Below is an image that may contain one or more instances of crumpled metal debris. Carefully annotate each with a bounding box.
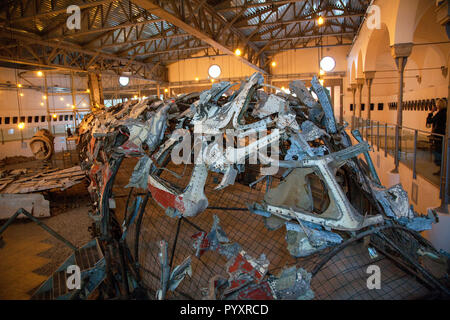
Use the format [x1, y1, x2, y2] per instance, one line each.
[311, 76, 337, 134]
[285, 221, 343, 257]
[224, 250, 269, 295]
[252, 94, 286, 118]
[372, 183, 435, 231]
[125, 155, 152, 189]
[156, 240, 192, 300]
[205, 258, 314, 300]
[77, 70, 440, 268]
[192, 214, 241, 258]
[267, 266, 314, 300]
[168, 256, 192, 291]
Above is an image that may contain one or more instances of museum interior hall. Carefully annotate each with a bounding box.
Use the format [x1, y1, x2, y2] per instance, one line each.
[0, 0, 449, 301]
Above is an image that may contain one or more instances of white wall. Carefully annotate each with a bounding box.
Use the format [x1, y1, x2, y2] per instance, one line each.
[0, 136, 71, 158]
[168, 51, 256, 82]
[0, 67, 90, 159]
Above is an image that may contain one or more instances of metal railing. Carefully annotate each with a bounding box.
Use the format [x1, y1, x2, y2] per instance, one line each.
[348, 115, 447, 197]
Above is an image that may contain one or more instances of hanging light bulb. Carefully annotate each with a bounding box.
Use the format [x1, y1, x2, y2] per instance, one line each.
[18, 122, 25, 129]
[164, 88, 169, 93]
[19, 93, 24, 97]
[52, 113, 57, 119]
[317, 16, 324, 25]
[60, 97, 64, 101]
[86, 88, 90, 93]
[271, 61, 277, 67]
[195, 77, 199, 81]
[234, 48, 242, 56]
[37, 71, 43, 77]
[43, 95, 47, 100]
[17, 83, 22, 88]
[40, 102, 44, 106]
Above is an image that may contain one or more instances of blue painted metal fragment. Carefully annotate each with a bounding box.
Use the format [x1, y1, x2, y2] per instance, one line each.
[311, 76, 337, 134]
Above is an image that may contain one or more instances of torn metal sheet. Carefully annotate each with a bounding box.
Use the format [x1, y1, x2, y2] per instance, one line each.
[311, 76, 337, 134]
[125, 155, 152, 189]
[148, 164, 208, 217]
[0, 166, 85, 194]
[191, 214, 239, 258]
[285, 221, 343, 257]
[252, 94, 286, 118]
[215, 166, 238, 190]
[289, 80, 319, 109]
[225, 250, 269, 294]
[168, 256, 192, 291]
[156, 240, 170, 300]
[373, 184, 414, 220]
[268, 266, 314, 300]
[233, 281, 275, 300]
[400, 216, 434, 232]
[300, 120, 328, 142]
[263, 161, 383, 231]
[156, 242, 192, 299]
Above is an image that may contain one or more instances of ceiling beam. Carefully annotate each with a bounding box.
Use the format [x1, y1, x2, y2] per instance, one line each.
[1, 0, 118, 25]
[132, 0, 267, 74]
[236, 12, 365, 28]
[216, 0, 307, 12]
[0, 28, 167, 82]
[47, 18, 166, 41]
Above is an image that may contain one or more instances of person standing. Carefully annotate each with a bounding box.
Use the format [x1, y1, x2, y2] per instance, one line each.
[427, 98, 448, 175]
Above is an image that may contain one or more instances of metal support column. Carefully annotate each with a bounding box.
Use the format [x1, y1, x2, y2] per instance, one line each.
[43, 73, 51, 132]
[391, 43, 413, 173]
[356, 78, 364, 119]
[364, 71, 376, 121]
[70, 72, 77, 129]
[351, 83, 357, 129]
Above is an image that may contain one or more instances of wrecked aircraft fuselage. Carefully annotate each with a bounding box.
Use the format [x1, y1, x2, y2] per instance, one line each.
[77, 72, 443, 299]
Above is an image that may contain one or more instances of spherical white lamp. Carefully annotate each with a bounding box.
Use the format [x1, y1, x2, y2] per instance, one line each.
[208, 64, 221, 79]
[119, 76, 130, 87]
[320, 56, 336, 72]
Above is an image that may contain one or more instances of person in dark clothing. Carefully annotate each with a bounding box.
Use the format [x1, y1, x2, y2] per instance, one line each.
[426, 98, 447, 175]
